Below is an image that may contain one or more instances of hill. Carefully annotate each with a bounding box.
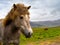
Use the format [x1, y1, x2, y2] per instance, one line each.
[30, 19, 60, 27]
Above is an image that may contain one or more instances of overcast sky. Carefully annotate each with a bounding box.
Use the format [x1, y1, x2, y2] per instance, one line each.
[0, 0, 60, 21]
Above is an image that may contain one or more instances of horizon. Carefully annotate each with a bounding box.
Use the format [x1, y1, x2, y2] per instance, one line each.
[0, 0, 60, 21]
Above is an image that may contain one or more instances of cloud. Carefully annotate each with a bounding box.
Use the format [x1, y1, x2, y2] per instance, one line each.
[0, 0, 22, 19]
[30, 0, 60, 21]
[0, 0, 60, 21]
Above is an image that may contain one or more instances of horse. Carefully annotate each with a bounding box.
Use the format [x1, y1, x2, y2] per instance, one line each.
[0, 3, 33, 45]
[44, 28, 48, 30]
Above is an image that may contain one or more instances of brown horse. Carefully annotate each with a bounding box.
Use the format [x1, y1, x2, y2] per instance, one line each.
[0, 3, 33, 45]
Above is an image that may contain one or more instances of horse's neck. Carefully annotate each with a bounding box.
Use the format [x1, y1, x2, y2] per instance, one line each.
[5, 22, 19, 34]
[4, 23, 14, 32]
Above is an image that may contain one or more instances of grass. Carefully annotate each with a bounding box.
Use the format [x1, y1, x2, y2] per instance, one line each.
[20, 26, 60, 45]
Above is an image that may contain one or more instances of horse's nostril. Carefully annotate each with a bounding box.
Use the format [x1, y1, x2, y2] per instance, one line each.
[28, 32, 32, 36]
[28, 32, 30, 35]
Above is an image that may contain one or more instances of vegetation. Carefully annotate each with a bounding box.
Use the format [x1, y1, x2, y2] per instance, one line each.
[20, 26, 60, 45]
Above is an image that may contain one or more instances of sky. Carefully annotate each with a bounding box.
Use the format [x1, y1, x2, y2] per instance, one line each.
[0, 0, 60, 21]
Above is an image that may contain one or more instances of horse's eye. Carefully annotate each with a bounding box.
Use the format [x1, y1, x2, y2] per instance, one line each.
[20, 17, 23, 19]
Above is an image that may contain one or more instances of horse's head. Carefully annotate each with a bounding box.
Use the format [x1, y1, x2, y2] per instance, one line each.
[12, 4, 33, 38]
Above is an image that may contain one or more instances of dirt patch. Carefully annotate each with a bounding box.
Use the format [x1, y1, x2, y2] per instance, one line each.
[40, 36, 60, 45]
[27, 42, 35, 45]
[27, 36, 60, 45]
[40, 40, 60, 45]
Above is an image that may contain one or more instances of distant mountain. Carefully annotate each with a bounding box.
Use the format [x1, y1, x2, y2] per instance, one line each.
[30, 22, 43, 27]
[30, 19, 60, 27]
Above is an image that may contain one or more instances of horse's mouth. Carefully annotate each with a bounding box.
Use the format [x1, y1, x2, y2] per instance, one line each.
[25, 35, 32, 38]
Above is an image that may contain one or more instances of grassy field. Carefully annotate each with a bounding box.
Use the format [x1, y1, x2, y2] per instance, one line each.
[20, 26, 60, 45]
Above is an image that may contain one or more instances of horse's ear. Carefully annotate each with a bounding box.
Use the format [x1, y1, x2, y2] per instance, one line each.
[13, 4, 17, 10]
[27, 6, 31, 9]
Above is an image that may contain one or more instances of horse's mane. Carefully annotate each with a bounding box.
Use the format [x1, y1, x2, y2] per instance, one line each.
[3, 8, 15, 27]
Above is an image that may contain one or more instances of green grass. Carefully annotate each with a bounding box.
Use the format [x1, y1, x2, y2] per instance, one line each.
[20, 26, 60, 45]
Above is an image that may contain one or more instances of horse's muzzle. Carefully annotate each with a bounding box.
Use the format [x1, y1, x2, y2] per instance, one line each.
[26, 32, 33, 38]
